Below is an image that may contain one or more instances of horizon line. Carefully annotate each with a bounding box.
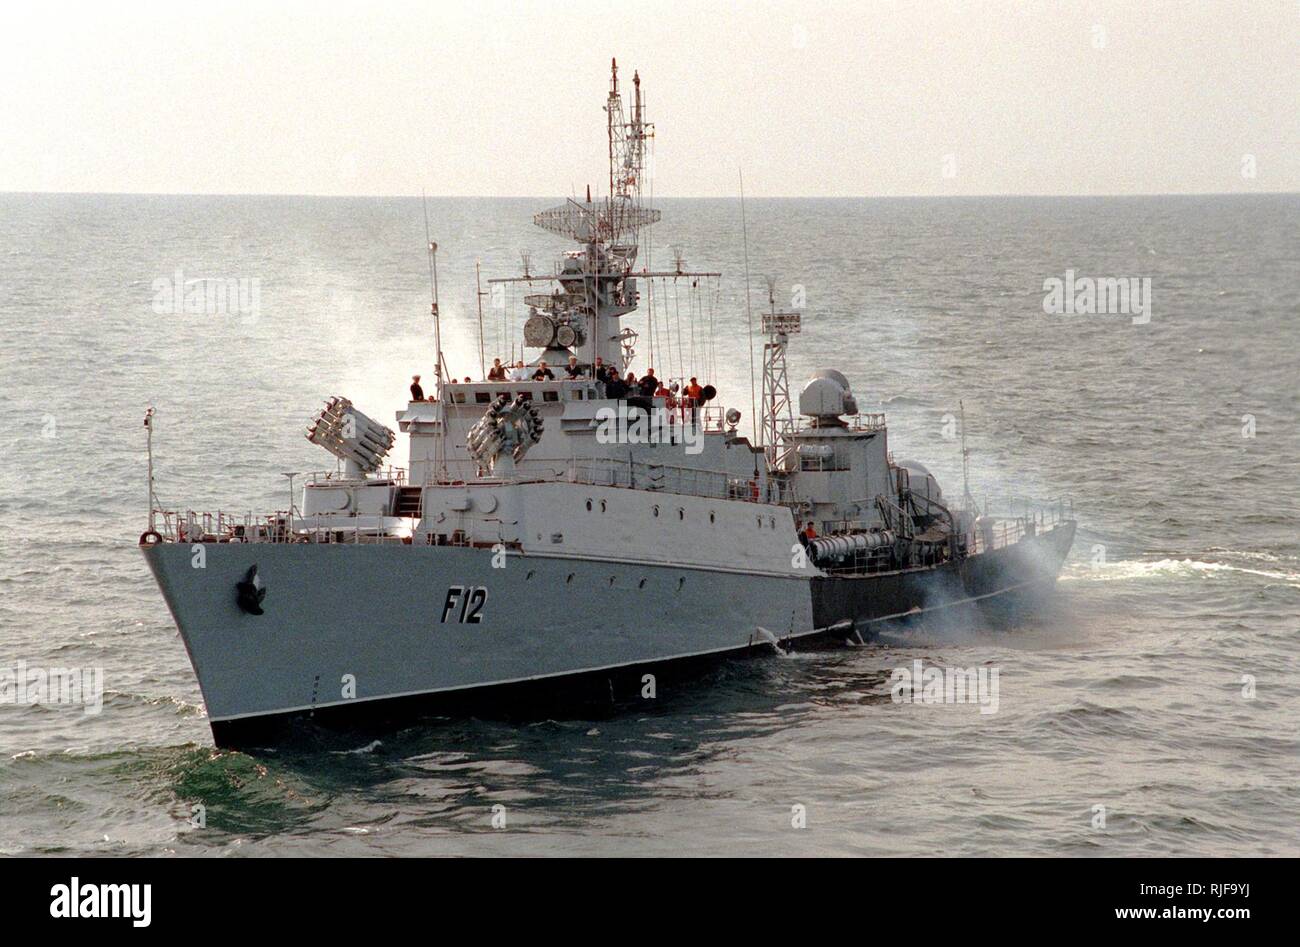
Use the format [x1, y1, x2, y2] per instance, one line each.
[2, 189, 1296, 200]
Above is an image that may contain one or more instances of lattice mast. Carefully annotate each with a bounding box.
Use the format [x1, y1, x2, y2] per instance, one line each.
[494, 61, 722, 374]
[607, 59, 654, 242]
[760, 277, 800, 471]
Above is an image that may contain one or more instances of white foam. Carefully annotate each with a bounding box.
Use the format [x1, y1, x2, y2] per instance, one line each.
[1062, 558, 1300, 587]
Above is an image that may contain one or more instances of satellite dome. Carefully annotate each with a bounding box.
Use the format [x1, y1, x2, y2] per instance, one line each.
[810, 368, 852, 391]
[799, 370, 858, 420]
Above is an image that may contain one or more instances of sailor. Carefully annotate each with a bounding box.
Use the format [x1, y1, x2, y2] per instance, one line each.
[532, 361, 555, 381]
[684, 377, 704, 422]
[565, 355, 583, 379]
[604, 369, 628, 399]
[410, 375, 424, 401]
[508, 360, 529, 381]
[654, 379, 675, 416]
[593, 356, 605, 380]
[638, 368, 659, 397]
[803, 521, 818, 540]
[487, 358, 506, 381]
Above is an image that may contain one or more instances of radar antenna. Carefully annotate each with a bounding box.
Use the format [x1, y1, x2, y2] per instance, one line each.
[532, 58, 660, 250]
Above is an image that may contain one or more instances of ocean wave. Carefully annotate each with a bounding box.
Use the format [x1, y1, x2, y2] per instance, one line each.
[1062, 557, 1300, 587]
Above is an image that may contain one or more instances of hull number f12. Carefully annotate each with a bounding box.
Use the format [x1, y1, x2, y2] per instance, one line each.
[441, 586, 487, 624]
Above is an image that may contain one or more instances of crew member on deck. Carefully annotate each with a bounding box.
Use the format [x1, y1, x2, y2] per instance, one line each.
[566, 355, 583, 379]
[684, 377, 704, 422]
[488, 358, 506, 381]
[655, 379, 674, 414]
[604, 369, 628, 399]
[410, 375, 424, 401]
[638, 368, 659, 397]
[508, 360, 529, 381]
[532, 360, 555, 381]
[803, 521, 818, 540]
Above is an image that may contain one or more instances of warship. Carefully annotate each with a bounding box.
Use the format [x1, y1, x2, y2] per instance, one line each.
[140, 61, 1076, 747]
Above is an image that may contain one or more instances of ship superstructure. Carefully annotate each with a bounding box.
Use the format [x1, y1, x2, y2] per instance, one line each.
[141, 61, 1075, 747]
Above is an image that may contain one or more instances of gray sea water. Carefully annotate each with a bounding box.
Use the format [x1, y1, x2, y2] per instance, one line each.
[1, 193, 1297, 856]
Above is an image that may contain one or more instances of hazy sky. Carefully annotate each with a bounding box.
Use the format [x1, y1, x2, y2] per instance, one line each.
[2, 0, 1296, 196]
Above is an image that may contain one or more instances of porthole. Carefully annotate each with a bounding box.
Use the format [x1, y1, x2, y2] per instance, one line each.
[677, 508, 685, 521]
[600, 500, 607, 513]
[585, 499, 592, 511]
[638, 578, 647, 589]
[652, 505, 660, 517]
[526, 570, 535, 581]
[677, 576, 686, 591]
[566, 573, 575, 584]
[756, 516, 763, 528]
[608, 576, 616, 586]
[709, 512, 716, 524]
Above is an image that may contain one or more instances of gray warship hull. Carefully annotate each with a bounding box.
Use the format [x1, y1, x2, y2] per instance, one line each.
[143, 521, 1074, 747]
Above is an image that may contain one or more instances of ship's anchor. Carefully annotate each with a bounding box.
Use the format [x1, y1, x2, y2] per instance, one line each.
[236, 564, 266, 615]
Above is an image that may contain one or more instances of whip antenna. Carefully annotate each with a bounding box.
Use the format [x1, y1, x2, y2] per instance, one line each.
[740, 169, 757, 444]
[422, 191, 447, 481]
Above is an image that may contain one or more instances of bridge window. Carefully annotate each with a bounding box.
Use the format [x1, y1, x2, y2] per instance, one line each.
[542, 390, 559, 403]
[475, 392, 491, 404]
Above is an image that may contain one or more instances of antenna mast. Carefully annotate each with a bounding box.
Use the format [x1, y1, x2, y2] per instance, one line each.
[475, 259, 486, 380]
[739, 169, 757, 444]
[422, 193, 447, 481]
[760, 277, 800, 470]
[144, 407, 157, 532]
[960, 399, 974, 513]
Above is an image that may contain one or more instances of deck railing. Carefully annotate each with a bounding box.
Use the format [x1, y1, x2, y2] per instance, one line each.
[967, 495, 1073, 555]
